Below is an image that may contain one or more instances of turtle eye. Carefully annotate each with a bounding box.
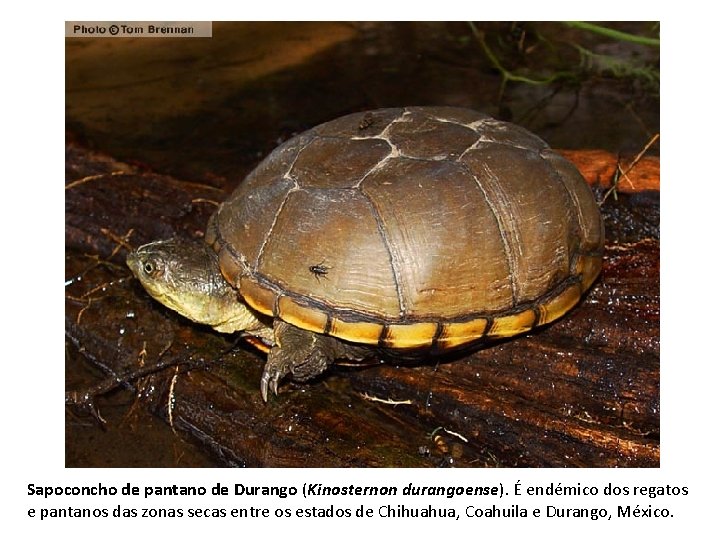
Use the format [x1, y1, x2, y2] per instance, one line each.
[143, 259, 162, 277]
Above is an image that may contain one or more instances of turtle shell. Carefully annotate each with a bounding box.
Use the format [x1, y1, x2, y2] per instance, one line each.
[205, 107, 603, 350]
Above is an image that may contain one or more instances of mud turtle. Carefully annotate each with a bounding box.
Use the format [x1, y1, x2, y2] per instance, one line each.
[127, 106, 604, 400]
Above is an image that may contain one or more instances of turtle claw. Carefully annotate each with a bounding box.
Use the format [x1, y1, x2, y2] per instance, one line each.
[260, 373, 269, 403]
[260, 357, 289, 402]
[259, 321, 336, 402]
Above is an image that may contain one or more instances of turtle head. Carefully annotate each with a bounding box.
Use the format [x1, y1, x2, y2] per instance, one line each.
[127, 238, 266, 334]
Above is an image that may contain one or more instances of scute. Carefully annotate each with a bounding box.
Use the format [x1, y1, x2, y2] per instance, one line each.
[361, 157, 514, 316]
[461, 143, 575, 305]
[256, 188, 401, 317]
[385, 113, 478, 160]
[291, 137, 391, 189]
[207, 107, 604, 349]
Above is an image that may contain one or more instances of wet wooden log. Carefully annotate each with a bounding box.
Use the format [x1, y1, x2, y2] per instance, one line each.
[65, 139, 659, 467]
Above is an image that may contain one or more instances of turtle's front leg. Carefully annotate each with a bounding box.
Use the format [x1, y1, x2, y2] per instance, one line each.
[261, 321, 334, 401]
[260, 320, 372, 401]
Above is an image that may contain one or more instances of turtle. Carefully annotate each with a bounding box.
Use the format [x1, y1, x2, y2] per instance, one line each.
[126, 106, 604, 401]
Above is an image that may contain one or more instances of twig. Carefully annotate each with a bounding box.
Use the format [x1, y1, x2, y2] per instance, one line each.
[191, 198, 221, 207]
[623, 133, 660, 180]
[65, 228, 135, 288]
[601, 133, 659, 204]
[65, 171, 128, 191]
[564, 22, 660, 48]
[66, 228, 136, 323]
[468, 22, 573, 103]
[359, 392, 413, 406]
[66, 338, 242, 426]
[101, 227, 135, 253]
[430, 426, 469, 444]
[167, 366, 180, 432]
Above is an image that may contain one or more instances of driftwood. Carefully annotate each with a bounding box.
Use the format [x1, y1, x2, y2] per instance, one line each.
[65, 139, 659, 467]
